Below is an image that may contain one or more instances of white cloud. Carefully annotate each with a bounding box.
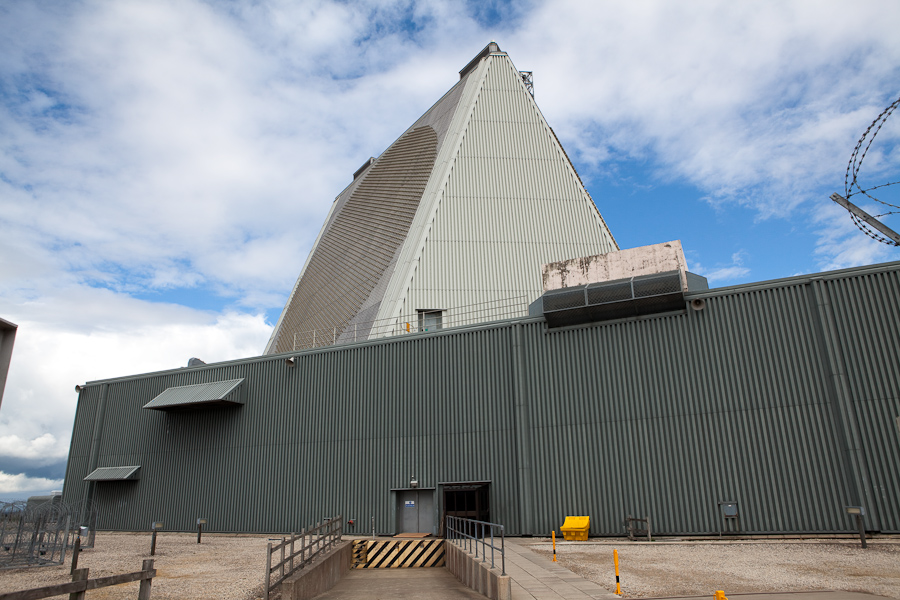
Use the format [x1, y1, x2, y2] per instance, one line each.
[813, 201, 898, 271]
[0, 471, 63, 496]
[2, 0, 900, 489]
[517, 0, 900, 217]
[693, 250, 751, 285]
[0, 285, 272, 448]
[0, 434, 67, 461]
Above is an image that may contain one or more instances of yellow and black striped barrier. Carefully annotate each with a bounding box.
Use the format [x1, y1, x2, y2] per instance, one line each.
[352, 539, 444, 568]
[351, 540, 368, 568]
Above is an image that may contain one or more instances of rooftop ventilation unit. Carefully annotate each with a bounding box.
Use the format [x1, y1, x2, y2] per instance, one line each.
[541, 270, 685, 328]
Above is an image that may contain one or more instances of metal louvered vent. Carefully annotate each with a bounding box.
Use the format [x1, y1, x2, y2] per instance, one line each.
[543, 271, 685, 328]
[271, 126, 439, 354]
[586, 280, 633, 304]
[542, 286, 587, 312]
[633, 271, 683, 297]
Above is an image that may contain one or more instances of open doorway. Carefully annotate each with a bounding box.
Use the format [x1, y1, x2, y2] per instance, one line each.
[441, 482, 490, 534]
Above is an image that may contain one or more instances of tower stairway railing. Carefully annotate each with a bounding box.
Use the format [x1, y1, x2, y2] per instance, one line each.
[291, 295, 528, 351]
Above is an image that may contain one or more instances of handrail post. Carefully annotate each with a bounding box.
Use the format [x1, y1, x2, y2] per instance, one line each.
[500, 525, 506, 576]
[490, 525, 495, 568]
[301, 527, 306, 565]
[481, 522, 486, 563]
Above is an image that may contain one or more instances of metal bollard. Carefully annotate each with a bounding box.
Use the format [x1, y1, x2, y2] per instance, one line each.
[614, 549, 621, 595]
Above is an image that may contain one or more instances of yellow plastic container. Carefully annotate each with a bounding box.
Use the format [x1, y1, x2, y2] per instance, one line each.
[560, 516, 590, 541]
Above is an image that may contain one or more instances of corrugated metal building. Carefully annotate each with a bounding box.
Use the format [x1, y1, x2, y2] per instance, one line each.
[63, 261, 900, 536]
[265, 42, 617, 355]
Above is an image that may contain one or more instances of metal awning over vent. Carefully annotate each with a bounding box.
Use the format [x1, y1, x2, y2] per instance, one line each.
[84, 466, 140, 481]
[542, 270, 685, 328]
[143, 378, 245, 411]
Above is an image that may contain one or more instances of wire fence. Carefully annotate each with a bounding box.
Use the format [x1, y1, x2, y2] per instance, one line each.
[291, 296, 528, 351]
[0, 500, 74, 569]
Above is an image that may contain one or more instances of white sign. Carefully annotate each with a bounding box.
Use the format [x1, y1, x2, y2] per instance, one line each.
[404, 500, 415, 508]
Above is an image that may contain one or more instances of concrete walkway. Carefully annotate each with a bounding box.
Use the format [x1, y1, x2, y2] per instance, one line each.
[309, 541, 889, 600]
[504, 538, 619, 600]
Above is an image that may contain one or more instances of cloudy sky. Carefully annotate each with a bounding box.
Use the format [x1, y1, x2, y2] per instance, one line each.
[1, 0, 899, 500]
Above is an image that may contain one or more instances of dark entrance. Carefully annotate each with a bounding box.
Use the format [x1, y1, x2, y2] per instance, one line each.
[442, 482, 490, 530]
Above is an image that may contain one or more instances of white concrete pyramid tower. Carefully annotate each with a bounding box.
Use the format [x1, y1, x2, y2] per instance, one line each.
[265, 43, 617, 354]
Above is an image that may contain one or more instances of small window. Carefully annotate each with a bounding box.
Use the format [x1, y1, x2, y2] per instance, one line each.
[417, 310, 443, 332]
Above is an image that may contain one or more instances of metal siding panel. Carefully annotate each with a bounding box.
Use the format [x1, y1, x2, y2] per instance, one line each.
[63, 264, 900, 536]
[399, 54, 615, 322]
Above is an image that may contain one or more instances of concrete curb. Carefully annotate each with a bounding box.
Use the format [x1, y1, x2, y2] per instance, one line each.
[281, 540, 352, 600]
[445, 540, 511, 600]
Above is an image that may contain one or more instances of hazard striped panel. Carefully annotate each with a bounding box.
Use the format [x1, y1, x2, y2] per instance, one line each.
[353, 539, 444, 568]
[351, 540, 368, 568]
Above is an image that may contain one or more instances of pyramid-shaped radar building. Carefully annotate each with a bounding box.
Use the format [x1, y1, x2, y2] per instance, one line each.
[265, 42, 618, 354]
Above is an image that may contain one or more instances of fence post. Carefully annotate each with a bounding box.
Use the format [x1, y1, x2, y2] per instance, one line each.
[265, 541, 272, 600]
[280, 536, 286, 581]
[70, 567, 89, 600]
[301, 528, 306, 565]
[138, 559, 154, 600]
[70, 536, 81, 574]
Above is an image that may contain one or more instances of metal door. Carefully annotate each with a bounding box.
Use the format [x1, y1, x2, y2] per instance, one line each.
[397, 490, 434, 534]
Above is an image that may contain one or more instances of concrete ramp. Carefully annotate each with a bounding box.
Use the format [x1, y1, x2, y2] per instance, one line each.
[313, 568, 485, 599]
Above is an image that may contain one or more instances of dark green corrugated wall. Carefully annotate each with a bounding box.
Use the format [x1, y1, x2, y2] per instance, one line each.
[62, 262, 900, 536]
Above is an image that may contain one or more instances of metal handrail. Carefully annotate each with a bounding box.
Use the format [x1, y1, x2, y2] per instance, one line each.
[291, 295, 528, 351]
[264, 515, 342, 600]
[445, 515, 506, 576]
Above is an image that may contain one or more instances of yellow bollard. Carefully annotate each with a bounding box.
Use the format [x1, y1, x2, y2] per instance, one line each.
[614, 549, 621, 595]
[552, 530, 557, 561]
[714, 591, 728, 600]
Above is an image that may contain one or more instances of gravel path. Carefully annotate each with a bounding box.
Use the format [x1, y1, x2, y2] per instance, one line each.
[527, 539, 900, 599]
[0, 531, 272, 599]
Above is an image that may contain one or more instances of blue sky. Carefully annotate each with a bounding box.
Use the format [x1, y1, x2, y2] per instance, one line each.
[1, 0, 899, 499]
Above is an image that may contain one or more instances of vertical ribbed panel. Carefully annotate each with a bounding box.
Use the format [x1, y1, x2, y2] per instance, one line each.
[400, 54, 616, 318]
[62, 263, 900, 535]
[64, 327, 520, 534]
[523, 280, 856, 535]
[819, 270, 900, 531]
[269, 126, 439, 353]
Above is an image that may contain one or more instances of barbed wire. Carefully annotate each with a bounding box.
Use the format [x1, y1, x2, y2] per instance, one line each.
[841, 93, 900, 245]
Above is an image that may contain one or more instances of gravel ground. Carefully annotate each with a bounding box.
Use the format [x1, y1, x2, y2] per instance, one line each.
[3, 534, 898, 599]
[528, 539, 900, 599]
[0, 531, 272, 599]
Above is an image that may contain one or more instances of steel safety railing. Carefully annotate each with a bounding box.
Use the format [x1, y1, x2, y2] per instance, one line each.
[445, 515, 506, 576]
[291, 295, 527, 351]
[264, 515, 342, 600]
